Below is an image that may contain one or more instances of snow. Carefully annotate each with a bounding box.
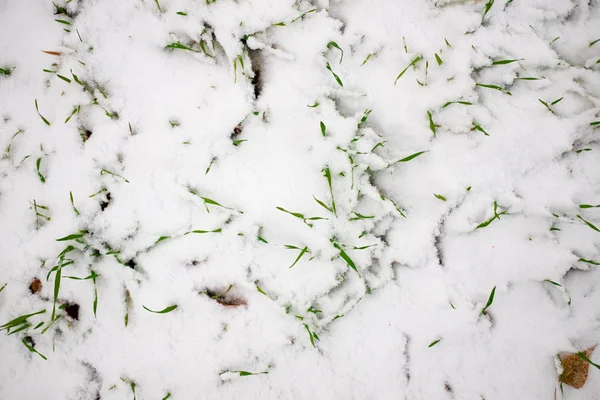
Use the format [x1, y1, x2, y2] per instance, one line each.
[1, 0, 600, 399]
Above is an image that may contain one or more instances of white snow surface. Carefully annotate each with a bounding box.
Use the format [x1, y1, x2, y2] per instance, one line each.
[1, 0, 600, 399]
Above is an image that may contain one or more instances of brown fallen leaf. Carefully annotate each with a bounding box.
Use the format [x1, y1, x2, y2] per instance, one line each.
[29, 278, 42, 294]
[41, 50, 62, 56]
[560, 344, 597, 389]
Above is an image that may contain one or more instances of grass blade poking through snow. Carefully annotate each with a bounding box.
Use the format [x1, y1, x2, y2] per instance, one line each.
[491, 59, 522, 65]
[69, 191, 80, 216]
[1, 309, 46, 334]
[577, 352, 600, 370]
[393, 151, 428, 164]
[304, 324, 319, 347]
[101, 169, 129, 183]
[36, 158, 46, 183]
[184, 228, 222, 235]
[427, 111, 436, 137]
[322, 167, 337, 216]
[579, 204, 600, 209]
[394, 56, 423, 85]
[482, 0, 494, 21]
[320, 121, 327, 137]
[313, 195, 333, 213]
[331, 240, 358, 272]
[35, 99, 51, 126]
[22, 337, 47, 360]
[476, 201, 506, 229]
[234, 370, 269, 376]
[577, 215, 600, 233]
[476, 83, 511, 95]
[480, 286, 496, 316]
[325, 62, 343, 87]
[428, 339, 441, 348]
[285, 245, 309, 268]
[442, 101, 472, 108]
[327, 41, 343, 63]
[472, 123, 489, 136]
[64, 105, 80, 123]
[142, 305, 178, 314]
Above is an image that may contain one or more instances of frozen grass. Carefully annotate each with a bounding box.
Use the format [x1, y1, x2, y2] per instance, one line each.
[2, 1, 600, 399]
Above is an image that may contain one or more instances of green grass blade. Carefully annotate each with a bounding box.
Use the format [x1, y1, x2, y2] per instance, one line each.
[35, 99, 51, 126]
[69, 191, 80, 215]
[56, 232, 85, 241]
[313, 195, 333, 213]
[333, 242, 357, 272]
[322, 167, 337, 216]
[576, 352, 600, 370]
[288, 246, 309, 268]
[327, 41, 344, 63]
[427, 111, 436, 136]
[22, 338, 47, 360]
[577, 215, 600, 233]
[320, 121, 327, 137]
[480, 286, 496, 315]
[36, 158, 46, 182]
[492, 59, 522, 65]
[394, 56, 422, 85]
[394, 151, 427, 163]
[143, 305, 178, 314]
[428, 339, 441, 347]
[476, 83, 511, 95]
[325, 62, 343, 87]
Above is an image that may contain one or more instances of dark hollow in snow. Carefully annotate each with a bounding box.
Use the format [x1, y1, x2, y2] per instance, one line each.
[248, 49, 264, 99]
[79, 127, 92, 142]
[24, 335, 35, 347]
[99, 192, 112, 211]
[65, 303, 80, 320]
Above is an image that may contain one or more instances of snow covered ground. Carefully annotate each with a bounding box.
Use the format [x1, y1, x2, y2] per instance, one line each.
[1, 0, 600, 398]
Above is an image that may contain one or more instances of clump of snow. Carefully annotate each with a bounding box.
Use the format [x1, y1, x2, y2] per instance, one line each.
[1, 0, 600, 399]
